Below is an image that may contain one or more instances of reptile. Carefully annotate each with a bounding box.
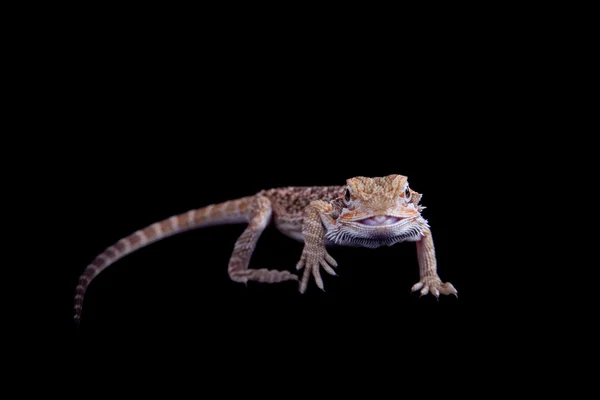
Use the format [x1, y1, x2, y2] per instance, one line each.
[74, 174, 457, 323]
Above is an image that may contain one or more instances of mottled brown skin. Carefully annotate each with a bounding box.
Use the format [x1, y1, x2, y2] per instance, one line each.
[74, 175, 456, 323]
[264, 186, 346, 215]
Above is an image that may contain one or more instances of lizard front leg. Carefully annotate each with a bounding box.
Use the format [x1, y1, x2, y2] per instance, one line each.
[411, 228, 457, 298]
[228, 195, 298, 284]
[296, 200, 338, 293]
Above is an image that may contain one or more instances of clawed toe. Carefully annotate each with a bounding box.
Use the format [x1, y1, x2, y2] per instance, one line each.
[439, 282, 458, 296]
[412, 278, 457, 299]
[296, 249, 338, 293]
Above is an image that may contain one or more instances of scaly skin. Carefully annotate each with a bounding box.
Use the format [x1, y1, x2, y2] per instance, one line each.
[74, 174, 456, 323]
[295, 200, 338, 293]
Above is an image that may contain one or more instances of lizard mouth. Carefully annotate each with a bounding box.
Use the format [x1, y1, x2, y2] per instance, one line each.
[357, 216, 402, 226]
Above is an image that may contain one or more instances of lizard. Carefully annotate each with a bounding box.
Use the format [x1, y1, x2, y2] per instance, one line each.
[74, 174, 457, 323]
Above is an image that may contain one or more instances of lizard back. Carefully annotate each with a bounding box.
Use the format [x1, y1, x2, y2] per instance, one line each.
[261, 186, 345, 218]
[261, 186, 345, 242]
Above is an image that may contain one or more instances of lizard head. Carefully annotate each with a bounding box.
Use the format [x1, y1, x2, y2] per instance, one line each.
[324, 174, 428, 248]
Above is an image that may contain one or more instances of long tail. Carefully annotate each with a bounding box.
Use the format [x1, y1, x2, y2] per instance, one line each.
[74, 196, 255, 323]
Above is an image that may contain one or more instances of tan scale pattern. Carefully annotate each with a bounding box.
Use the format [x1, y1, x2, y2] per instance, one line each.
[227, 196, 297, 284]
[296, 200, 337, 293]
[74, 196, 254, 322]
[412, 228, 457, 297]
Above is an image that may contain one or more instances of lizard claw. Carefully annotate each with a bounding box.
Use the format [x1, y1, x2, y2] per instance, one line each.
[412, 276, 457, 298]
[297, 249, 338, 293]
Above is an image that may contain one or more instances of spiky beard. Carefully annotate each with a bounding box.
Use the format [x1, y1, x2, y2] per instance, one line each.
[324, 222, 426, 248]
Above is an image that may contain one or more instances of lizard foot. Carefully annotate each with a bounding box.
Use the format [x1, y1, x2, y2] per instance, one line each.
[233, 268, 298, 284]
[411, 276, 457, 299]
[296, 249, 338, 293]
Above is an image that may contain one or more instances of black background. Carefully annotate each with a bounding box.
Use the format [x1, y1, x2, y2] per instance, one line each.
[35, 25, 527, 370]
[17, 7, 587, 394]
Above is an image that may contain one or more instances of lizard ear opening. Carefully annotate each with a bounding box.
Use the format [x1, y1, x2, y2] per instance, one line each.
[345, 188, 351, 202]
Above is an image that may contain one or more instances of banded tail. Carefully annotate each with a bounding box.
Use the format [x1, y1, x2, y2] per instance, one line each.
[74, 196, 254, 323]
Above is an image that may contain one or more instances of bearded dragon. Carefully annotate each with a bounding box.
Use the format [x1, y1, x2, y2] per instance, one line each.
[74, 174, 457, 323]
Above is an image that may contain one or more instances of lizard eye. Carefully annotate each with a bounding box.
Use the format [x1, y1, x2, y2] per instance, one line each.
[405, 186, 411, 199]
[345, 188, 351, 202]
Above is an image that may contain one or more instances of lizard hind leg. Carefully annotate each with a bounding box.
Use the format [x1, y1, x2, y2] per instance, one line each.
[227, 195, 298, 285]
